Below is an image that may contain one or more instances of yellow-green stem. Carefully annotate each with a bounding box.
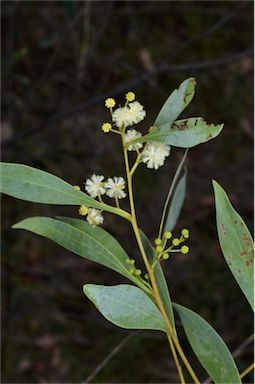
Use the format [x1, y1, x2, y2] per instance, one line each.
[132, 221, 199, 384]
[121, 130, 199, 384]
[115, 195, 120, 209]
[168, 335, 186, 384]
[240, 362, 254, 379]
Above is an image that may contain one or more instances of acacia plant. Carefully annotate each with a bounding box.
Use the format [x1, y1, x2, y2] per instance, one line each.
[1, 78, 254, 383]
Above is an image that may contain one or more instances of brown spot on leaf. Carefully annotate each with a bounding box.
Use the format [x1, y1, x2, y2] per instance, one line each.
[171, 120, 189, 131]
[242, 233, 248, 240]
[246, 261, 250, 266]
[240, 251, 246, 257]
[240, 222, 244, 227]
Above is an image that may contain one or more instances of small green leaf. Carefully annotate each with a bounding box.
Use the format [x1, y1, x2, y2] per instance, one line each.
[84, 284, 167, 332]
[174, 303, 241, 384]
[130, 118, 223, 148]
[164, 169, 187, 232]
[140, 230, 176, 334]
[0, 163, 129, 219]
[155, 78, 196, 126]
[12, 217, 134, 281]
[213, 180, 254, 310]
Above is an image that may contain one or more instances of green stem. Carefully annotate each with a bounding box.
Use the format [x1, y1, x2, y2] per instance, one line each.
[120, 131, 199, 384]
[240, 362, 254, 379]
[130, 152, 142, 176]
[167, 335, 186, 384]
[115, 195, 120, 209]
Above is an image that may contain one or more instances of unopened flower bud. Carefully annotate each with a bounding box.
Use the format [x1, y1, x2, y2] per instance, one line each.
[164, 231, 172, 239]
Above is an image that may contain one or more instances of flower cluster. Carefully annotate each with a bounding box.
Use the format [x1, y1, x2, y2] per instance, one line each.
[103, 93, 146, 132]
[75, 175, 127, 226]
[112, 101, 146, 128]
[76, 91, 174, 228]
[78, 205, 104, 227]
[153, 228, 190, 264]
[102, 93, 171, 171]
[84, 174, 126, 200]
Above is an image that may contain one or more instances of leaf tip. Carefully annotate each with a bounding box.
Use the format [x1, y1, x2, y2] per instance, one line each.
[212, 179, 218, 187]
[83, 284, 96, 299]
[212, 179, 221, 193]
[12, 221, 22, 230]
[83, 284, 90, 295]
[189, 77, 196, 86]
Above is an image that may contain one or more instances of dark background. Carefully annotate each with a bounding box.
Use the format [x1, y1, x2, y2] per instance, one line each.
[1, 1, 254, 383]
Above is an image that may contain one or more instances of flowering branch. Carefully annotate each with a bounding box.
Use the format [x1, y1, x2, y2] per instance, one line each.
[3, 78, 248, 384]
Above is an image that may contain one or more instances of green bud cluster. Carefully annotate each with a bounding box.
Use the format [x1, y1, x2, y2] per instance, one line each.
[126, 259, 141, 277]
[153, 227, 190, 263]
[126, 259, 152, 290]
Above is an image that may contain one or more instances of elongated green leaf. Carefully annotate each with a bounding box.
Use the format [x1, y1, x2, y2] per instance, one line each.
[155, 78, 196, 127]
[0, 163, 129, 219]
[56, 217, 149, 292]
[158, 149, 188, 240]
[140, 230, 176, 334]
[130, 118, 223, 148]
[84, 284, 167, 332]
[174, 303, 241, 384]
[12, 216, 134, 281]
[213, 180, 254, 310]
[164, 169, 187, 232]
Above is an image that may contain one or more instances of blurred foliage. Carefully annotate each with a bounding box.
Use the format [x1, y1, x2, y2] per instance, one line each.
[1, 1, 253, 383]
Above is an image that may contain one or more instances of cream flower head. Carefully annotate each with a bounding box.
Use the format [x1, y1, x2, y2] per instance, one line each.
[86, 208, 104, 226]
[85, 174, 105, 198]
[142, 143, 170, 170]
[127, 101, 146, 124]
[112, 107, 131, 128]
[105, 176, 126, 199]
[124, 129, 143, 151]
